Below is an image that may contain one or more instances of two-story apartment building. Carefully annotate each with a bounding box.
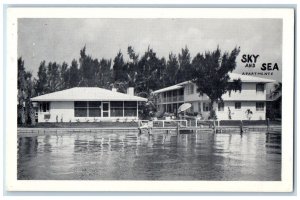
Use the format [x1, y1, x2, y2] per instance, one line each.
[152, 73, 276, 120]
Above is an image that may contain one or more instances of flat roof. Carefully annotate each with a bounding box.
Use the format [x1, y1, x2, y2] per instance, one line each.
[152, 73, 276, 94]
[31, 87, 147, 102]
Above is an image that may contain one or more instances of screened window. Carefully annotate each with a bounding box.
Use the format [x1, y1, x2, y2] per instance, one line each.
[256, 102, 264, 111]
[172, 103, 178, 113]
[235, 102, 241, 110]
[110, 101, 123, 117]
[256, 83, 265, 93]
[74, 101, 88, 117]
[203, 103, 210, 112]
[40, 102, 50, 112]
[124, 101, 137, 117]
[74, 101, 101, 117]
[179, 88, 184, 96]
[218, 102, 224, 111]
[89, 101, 101, 117]
[167, 104, 172, 112]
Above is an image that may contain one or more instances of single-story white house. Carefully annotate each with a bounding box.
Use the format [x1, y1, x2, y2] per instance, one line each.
[152, 73, 277, 120]
[31, 87, 147, 122]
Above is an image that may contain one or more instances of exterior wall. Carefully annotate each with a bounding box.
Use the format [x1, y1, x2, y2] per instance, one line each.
[38, 101, 74, 122]
[37, 101, 139, 123]
[222, 82, 266, 101]
[184, 82, 266, 102]
[184, 83, 210, 102]
[155, 82, 267, 120]
[216, 101, 266, 120]
[185, 100, 265, 120]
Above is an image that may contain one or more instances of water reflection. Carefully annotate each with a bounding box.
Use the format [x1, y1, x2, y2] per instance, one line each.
[18, 131, 281, 180]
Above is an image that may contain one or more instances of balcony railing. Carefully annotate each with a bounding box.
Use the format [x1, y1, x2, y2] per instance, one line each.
[158, 95, 184, 103]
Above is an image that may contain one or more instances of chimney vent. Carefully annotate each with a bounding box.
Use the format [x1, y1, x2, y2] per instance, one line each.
[112, 87, 117, 92]
[127, 87, 134, 96]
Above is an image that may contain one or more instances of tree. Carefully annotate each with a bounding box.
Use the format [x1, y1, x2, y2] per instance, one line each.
[35, 61, 47, 95]
[17, 57, 27, 124]
[112, 51, 129, 93]
[177, 46, 192, 82]
[99, 58, 112, 89]
[135, 47, 162, 95]
[112, 51, 128, 83]
[127, 46, 139, 87]
[191, 47, 241, 119]
[60, 62, 69, 89]
[79, 46, 100, 87]
[165, 53, 179, 86]
[69, 59, 80, 88]
[17, 57, 36, 125]
[47, 62, 61, 92]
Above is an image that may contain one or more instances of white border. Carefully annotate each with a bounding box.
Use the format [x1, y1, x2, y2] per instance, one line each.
[5, 7, 294, 192]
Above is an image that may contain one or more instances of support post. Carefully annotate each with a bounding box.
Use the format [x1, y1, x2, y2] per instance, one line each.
[240, 120, 244, 134]
[266, 118, 270, 133]
[177, 122, 180, 135]
[213, 120, 216, 134]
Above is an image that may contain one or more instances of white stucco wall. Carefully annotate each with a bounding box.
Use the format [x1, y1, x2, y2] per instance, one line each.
[38, 101, 74, 122]
[184, 82, 266, 102]
[37, 101, 139, 122]
[222, 83, 266, 101]
[184, 83, 210, 102]
[184, 100, 265, 120]
[216, 101, 265, 120]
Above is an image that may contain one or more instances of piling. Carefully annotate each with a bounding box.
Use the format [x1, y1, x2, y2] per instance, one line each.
[240, 120, 244, 134]
[213, 120, 216, 134]
[176, 122, 180, 135]
[266, 118, 270, 133]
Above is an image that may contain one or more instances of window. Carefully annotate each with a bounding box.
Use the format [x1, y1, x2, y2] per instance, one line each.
[40, 102, 50, 112]
[256, 102, 264, 111]
[179, 88, 184, 96]
[89, 101, 101, 117]
[74, 101, 101, 117]
[74, 101, 88, 117]
[198, 102, 202, 113]
[167, 104, 172, 112]
[187, 84, 194, 95]
[203, 103, 210, 112]
[124, 101, 137, 117]
[256, 83, 264, 93]
[218, 102, 224, 111]
[110, 101, 123, 117]
[172, 103, 178, 113]
[235, 102, 241, 110]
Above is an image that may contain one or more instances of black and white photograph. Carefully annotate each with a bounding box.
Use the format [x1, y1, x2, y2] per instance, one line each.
[4, 7, 294, 192]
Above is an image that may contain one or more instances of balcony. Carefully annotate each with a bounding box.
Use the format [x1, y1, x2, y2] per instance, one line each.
[158, 95, 184, 103]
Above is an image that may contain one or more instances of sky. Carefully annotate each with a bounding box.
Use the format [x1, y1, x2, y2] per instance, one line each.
[18, 18, 282, 81]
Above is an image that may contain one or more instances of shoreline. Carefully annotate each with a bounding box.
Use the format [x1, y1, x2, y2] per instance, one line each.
[17, 125, 281, 137]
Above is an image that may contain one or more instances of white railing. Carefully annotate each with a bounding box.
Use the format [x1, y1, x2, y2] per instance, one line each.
[159, 95, 184, 103]
[138, 119, 188, 128]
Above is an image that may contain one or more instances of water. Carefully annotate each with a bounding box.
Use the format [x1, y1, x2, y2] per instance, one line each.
[17, 131, 281, 180]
